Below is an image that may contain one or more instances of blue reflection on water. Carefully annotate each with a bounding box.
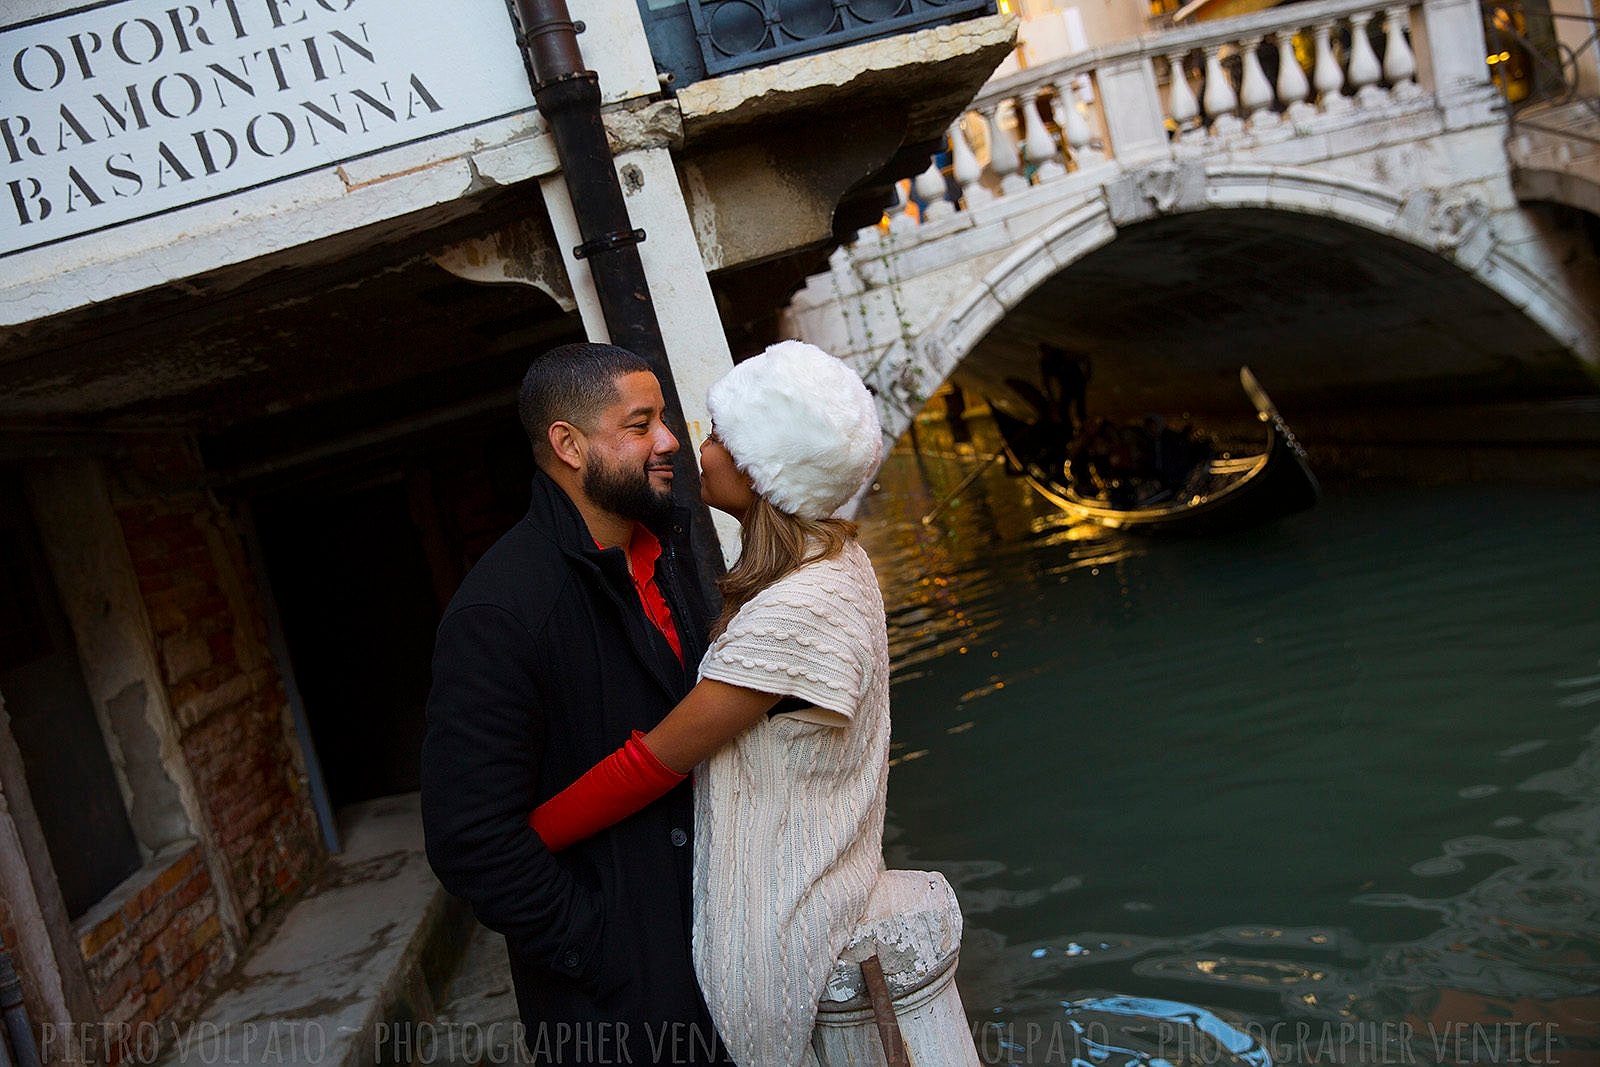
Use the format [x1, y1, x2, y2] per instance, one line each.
[1062, 995, 1273, 1067]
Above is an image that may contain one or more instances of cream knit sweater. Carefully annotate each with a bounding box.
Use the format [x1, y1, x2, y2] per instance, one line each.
[693, 540, 891, 1067]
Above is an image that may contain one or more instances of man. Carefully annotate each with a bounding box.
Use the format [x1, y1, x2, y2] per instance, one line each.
[421, 343, 725, 1064]
[1038, 342, 1090, 438]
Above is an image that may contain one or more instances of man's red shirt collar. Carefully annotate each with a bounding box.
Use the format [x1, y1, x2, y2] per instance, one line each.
[595, 525, 683, 665]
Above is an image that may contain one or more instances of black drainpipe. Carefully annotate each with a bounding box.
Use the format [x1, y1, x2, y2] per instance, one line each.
[506, 0, 724, 604]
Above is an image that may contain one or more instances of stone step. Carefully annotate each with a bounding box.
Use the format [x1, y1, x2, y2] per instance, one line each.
[421, 922, 521, 1067]
[153, 793, 472, 1067]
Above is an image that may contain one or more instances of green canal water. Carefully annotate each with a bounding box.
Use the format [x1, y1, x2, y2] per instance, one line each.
[854, 421, 1600, 1066]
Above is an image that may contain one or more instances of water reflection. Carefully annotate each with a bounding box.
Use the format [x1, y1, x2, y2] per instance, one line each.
[856, 420, 1600, 1066]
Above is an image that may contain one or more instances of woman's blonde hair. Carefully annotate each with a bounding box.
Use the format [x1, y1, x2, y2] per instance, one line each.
[712, 495, 856, 640]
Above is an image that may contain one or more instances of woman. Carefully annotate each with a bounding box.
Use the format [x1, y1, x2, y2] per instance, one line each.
[529, 340, 890, 1067]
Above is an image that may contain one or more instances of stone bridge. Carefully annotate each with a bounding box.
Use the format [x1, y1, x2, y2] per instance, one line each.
[784, 0, 1600, 449]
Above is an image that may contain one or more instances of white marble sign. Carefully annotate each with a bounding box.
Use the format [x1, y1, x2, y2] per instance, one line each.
[0, 0, 538, 257]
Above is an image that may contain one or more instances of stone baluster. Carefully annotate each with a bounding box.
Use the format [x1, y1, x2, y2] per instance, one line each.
[1311, 21, 1351, 111]
[886, 178, 917, 234]
[1346, 11, 1385, 106]
[1276, 31, 1314, 120]
[1167, 54, 1201, 133]
[1202, 45, 1242, 135]
[913, 156, 955, 222]
[1052, 78, 1106, 168]
[1238, 37, 1277, 126]
[1021, 89, 1067, 181]
[981, 102, 1029, 195]
[949, 115, 990, 208]
[1382, 6, 1420, 98]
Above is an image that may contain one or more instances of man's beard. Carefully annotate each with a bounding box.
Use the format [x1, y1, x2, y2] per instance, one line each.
[584, 454, 675, 527]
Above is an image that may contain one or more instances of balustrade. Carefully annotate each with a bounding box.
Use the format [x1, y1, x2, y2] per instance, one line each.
[1203, 45, 1243, 133]
[1312, 21, 1348, 109]
[1276, 34, 1313, 117]
[914, 158, 957, 220]
[1167, 56, 1202, 129]
[1022, 90, 1068, 182]
[981, 103, 1030, 195]
[1346, 11, 1386, 103]
[1054, 78, 1106, 168]
[883, 0, 1437, 227]
[1381, 7, 1420, 96]
[949, 117, 989, 208]
[1238, 39, 1277, 125]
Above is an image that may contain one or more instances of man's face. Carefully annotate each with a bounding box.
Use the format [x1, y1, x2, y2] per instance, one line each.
[578, 370, 679, 526]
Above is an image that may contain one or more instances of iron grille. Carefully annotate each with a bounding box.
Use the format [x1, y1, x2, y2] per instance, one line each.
[688, 0, 996, 76]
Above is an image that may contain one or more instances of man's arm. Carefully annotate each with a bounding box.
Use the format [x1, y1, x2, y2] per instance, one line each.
[420, 603, 606, 985]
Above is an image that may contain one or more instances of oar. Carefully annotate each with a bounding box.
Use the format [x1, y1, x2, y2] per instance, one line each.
[919, 448, 1006, 525]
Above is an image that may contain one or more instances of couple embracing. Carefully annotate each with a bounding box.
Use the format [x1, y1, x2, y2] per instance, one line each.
[421, 340, 891, 1065]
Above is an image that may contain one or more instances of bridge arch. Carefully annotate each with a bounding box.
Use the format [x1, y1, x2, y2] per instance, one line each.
[867, 163, 1599, 443]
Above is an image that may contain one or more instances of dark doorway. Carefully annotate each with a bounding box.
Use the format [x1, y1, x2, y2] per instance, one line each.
[255, 475, 443, 809]
[250, 422, 535, 811]
[0, 471, 142, 919]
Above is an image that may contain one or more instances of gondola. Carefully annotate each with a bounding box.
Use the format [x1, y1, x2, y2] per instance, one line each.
[990, 367, 1320, 536]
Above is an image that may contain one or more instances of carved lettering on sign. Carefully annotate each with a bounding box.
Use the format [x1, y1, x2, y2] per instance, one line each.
[1, 0, 536, 257]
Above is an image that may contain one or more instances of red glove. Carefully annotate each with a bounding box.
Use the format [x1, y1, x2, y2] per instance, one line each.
[529, 731, 686, 852]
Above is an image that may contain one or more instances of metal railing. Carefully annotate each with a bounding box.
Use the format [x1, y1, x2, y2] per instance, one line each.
[691, 0, 995, 75]
[639, 0, 997, 85]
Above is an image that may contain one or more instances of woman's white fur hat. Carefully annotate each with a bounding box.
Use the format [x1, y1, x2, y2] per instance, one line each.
[706, 340, 883, 519]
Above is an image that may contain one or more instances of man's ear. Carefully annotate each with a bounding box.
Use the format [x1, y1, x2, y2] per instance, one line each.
[548, 421, 585, 472]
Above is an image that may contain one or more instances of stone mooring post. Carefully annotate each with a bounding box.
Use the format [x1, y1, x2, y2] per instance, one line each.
[813, 870, 981, 1066]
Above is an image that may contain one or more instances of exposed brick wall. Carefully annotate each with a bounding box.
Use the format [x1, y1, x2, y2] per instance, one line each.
[116, 495, 322, 929]
[76, 846, 226, 1063]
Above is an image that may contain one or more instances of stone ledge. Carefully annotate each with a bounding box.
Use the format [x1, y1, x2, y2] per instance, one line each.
[678, 15, 1018, 144]
[151, 794, 466, 1067]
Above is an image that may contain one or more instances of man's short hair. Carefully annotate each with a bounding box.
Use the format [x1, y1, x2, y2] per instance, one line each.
[518, 343, 656, 465]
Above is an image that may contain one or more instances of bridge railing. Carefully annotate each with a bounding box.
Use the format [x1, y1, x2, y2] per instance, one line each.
[895, 0, 1468, 221]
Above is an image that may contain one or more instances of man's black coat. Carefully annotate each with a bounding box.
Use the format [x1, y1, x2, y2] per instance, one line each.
[421, 470, 724, 1064]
